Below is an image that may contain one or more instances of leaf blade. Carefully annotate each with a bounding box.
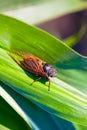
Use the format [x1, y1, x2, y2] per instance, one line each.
[0, 14, 87, 126]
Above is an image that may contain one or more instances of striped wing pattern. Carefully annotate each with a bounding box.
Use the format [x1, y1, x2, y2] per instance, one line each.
[20, 54, 46, 76]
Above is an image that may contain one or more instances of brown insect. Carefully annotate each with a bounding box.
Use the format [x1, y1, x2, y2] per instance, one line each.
[10, 51, 57, 90]
[19, 54, 57, 90]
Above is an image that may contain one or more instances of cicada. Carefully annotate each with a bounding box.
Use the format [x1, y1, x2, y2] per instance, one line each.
[11, 51, 57, 90]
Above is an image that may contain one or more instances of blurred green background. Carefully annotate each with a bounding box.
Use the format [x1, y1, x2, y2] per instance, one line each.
[0, 0, 87, 130]
[1, 0, 87, 56]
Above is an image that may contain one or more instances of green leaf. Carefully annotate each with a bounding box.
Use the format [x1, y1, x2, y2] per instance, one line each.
[74, 124, 87, 130]
[0, 86, 31, 130]
[1, 81, 65, 130]
[2, 0, 87, 24]
[0, 14, 87, 127]
[0, 124, 11, 130]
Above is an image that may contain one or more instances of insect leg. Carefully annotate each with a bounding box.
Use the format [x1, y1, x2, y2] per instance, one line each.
[46, 77, 50, 91]
[30, 77, 42, 85]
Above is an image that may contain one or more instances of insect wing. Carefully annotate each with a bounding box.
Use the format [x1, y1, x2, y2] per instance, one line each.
[20, 54, 45, 76]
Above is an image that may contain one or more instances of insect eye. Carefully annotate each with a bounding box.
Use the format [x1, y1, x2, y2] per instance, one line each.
[43, 63, 50, 72]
